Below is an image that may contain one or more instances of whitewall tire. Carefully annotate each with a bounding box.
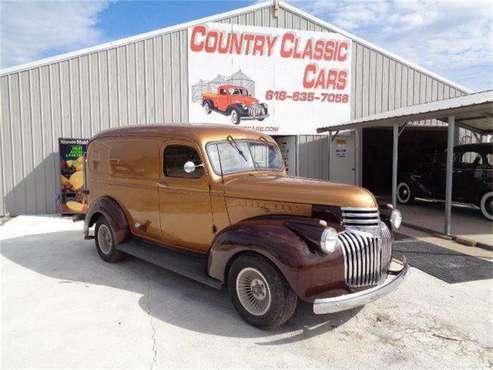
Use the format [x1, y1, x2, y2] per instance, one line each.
[397, 182, 412, 204]
[480, 192, 493, 221]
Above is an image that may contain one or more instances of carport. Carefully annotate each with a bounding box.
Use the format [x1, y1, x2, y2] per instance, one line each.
[318, 90, 493, 235]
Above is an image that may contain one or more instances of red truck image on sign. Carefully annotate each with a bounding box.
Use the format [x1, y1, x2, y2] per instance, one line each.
[202, 84, 269, 125]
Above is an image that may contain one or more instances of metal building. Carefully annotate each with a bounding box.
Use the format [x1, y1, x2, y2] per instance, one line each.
[0, 1, 470, 216]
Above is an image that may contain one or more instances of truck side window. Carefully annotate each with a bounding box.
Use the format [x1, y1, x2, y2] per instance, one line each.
[164, 145, 204, 178]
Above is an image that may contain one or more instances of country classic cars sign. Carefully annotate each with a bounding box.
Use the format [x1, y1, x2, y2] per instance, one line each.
[188, 22, 351, 135]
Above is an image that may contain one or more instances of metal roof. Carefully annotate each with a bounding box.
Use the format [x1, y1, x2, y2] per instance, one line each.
[0, 1, 471, 93]
[318, 90, 493, 135]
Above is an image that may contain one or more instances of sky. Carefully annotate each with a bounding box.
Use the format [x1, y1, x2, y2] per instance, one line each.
[1, 0, 492, 92]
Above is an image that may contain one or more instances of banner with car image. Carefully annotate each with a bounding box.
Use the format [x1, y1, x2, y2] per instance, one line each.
[58, 138, 88, 215]
[188, 22, 351, 135]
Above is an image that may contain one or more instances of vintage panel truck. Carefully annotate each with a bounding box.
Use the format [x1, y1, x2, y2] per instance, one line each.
[83, 125, 407, 329]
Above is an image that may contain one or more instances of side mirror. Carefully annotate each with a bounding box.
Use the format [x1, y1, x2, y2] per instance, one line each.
[184, 161, 196, 174]
[184, 161, 204, 174]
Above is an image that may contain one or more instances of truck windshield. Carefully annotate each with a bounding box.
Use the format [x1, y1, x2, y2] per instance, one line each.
[206, 140, 283, 175]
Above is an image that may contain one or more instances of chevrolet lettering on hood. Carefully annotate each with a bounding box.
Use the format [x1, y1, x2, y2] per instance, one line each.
[83, 125, 407, 329]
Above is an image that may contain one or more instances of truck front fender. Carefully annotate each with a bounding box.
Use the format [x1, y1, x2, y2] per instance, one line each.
[207, 218, 346, 302]
[84, 196, 129, 244]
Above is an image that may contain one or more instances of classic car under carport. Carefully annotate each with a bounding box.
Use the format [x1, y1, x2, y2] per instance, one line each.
[318, 90, 493, 238]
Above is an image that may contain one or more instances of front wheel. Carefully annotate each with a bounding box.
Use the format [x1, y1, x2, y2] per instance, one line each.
[480, 192, 493, 221]
[397, 182, 413, 204]
[228, 254, 297, 329]
[95, 217, 126, 263]
[230, 108, 241, 125]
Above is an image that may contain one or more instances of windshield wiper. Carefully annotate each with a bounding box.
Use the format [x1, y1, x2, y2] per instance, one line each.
[227, 135, 248, 162]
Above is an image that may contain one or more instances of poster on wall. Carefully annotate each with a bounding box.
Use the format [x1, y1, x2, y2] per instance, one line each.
[58, 138, 89, 215]
[188, 22, 351, 135]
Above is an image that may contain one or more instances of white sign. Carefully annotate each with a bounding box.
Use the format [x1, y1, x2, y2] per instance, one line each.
[188, 22, 351, 135]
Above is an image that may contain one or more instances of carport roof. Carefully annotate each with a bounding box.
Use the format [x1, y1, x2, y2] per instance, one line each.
[318, 90, 493, 135]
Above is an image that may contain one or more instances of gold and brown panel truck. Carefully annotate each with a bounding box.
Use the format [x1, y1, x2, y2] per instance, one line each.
[83, 125, 407, 329]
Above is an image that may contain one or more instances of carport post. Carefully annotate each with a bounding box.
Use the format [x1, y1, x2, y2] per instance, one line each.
[392, 124, 399, 208]
[445, 115, 455, 235]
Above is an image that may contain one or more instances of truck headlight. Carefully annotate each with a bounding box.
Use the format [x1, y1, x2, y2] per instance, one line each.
[390, 209, 402, 230]
[320, 227, 340, 254]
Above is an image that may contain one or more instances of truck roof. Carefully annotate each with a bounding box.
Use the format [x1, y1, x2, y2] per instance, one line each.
[90, 124, 274, 146]
[218, 84, 244, 90]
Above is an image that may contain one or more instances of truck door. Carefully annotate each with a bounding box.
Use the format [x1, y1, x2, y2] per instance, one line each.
[158, 141, 214, 253]
[215, 87, 229, 112]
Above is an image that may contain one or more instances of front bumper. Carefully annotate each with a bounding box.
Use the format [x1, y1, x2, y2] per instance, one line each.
[313, 257, 408, 314]
[241, 114, 269, 120]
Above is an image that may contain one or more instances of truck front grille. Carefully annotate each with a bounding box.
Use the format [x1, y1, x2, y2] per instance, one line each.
[338, 222, 393, 287]
[341, 207, 380, 227]
[248, 104, 265, 117]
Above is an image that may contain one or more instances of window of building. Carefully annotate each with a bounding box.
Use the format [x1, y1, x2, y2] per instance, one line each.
[164, 145, 203, 178]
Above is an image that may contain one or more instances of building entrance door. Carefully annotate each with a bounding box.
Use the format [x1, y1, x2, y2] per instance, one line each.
[330, 133, 356, 185]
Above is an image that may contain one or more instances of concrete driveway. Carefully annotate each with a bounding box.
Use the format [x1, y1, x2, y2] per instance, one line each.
[399, 200, 493, 248]
[1, 216, 492, 369]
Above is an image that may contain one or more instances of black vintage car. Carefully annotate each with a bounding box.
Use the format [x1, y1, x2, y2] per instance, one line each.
[397, 143, 493, 220]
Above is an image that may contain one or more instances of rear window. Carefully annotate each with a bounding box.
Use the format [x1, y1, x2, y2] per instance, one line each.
[109, 139, 160, 178]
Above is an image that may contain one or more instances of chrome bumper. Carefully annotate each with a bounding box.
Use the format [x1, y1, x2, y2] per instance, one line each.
[313, 257, 408, 314]
[241, 114, 269, 120]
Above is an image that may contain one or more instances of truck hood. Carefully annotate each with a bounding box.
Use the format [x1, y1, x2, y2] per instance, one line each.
[224, 174, 377, 208]
[231, 96, 259, 106]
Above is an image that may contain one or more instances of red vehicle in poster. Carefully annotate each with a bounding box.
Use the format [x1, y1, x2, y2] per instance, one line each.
[202, 84, 269, 125]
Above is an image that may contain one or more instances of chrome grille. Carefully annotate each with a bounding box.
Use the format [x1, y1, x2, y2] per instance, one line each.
[341, 207, 380, 227]
[338, 222, 393, 287]
[248, 104, 265, 117]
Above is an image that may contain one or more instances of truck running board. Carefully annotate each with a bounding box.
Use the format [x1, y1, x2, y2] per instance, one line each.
[116, 239, 223, 290]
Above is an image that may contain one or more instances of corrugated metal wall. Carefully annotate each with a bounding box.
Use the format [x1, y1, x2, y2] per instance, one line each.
[0, 5, 468, 215]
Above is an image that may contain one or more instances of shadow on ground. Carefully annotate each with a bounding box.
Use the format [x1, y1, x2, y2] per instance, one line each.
[1, 229, 359, 342]
[393, 239, 493, 284]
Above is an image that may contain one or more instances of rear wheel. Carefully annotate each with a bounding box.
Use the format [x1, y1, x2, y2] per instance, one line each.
[202, 100, 212, 114]
[228, 254, 297, 329]
[480, 192, 493, 221]
[95, 216, 126, 263]
[397, 182, 413, 204]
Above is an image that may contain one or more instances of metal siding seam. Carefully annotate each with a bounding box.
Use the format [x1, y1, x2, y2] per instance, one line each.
[369, 50, 376, 115]
[355, 43, 363, 118]
[25, 70, 36, 213]
[388, 60, 395, 111]
[47, 65, 56, 212]
[0, 76, 10, 215]
[30, 69, 43, 213]
[350, 41, 357, 120]
[164, 34, 173, 122]
[12, 74, 25, 213]
[124, 45, 130, 126]
[381, 55, 389, 112]
[180, 30, 188, 123]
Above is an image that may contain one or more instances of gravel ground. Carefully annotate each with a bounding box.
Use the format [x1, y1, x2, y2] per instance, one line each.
[1, 216, 492, 369]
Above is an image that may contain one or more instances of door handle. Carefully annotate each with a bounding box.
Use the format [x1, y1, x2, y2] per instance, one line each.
[157, 182, 168, 188]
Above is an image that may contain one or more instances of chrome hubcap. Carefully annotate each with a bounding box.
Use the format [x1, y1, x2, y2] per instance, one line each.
[231, 111, 238, 123]
[203, 103, 210, 113]
[97, 224, 113, 254]
[236, 267, 271, 316]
